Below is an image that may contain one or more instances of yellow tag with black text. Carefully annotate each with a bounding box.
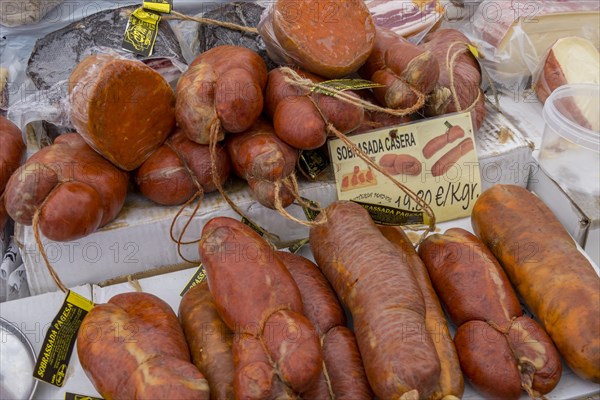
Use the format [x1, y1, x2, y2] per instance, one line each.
[180, 264, 206, 296]
[143, 0, 172, 13]
[312, 79, 384, 97]
[122, 7, 161, 57]
[65, 393, 103, 400]
[34, 291, 94, 387]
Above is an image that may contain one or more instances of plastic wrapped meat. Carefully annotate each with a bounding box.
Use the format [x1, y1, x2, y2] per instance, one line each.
[26, 5, 186, 90]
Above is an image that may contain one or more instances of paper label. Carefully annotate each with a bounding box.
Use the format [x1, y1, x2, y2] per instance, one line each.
[34, 291, 94, 387]
[65, 393, 103, 400]
[180, 264, 206, 297]
[143, 0, 172, 13]
[298, 148, 330, 180]
[312, 79, 384, 96]
[122, 7, 161, 57]
[328, 112, 481, 223]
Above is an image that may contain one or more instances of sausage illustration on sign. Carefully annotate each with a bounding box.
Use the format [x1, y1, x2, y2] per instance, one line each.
[423, 125, 466, 159]
[431, 138, 474, 177]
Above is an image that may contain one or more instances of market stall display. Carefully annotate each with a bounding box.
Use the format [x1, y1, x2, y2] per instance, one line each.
[0, 0, 599, 399]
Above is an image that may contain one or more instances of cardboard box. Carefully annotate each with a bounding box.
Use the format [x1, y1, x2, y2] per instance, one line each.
[2, 217, 598, 399]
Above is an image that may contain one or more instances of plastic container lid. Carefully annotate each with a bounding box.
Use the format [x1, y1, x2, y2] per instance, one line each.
[542, 83, 600, 153]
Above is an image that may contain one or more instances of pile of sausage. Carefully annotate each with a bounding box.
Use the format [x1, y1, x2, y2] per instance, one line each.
[1, 0, 490, 243]
[77, 184, 600, 399]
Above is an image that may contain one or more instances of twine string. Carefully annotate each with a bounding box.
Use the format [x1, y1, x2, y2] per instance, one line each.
[280, 67, 425, 117]
[165, 10, 259, 34]
[32, 184, 68, 293]
[326, 124, 436, 244]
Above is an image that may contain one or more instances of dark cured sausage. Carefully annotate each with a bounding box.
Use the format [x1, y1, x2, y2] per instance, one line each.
[419, 228, 562, 399]
[199, 217, 322, 397]
[277, 251, 372, 400]
[379, 226, 464, 399]
[179, 281, 235, 400]
[310, 201, 441, 399]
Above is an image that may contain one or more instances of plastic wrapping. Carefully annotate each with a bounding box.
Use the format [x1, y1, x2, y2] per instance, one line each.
[258, 0, 376, 79]
[68, 52, 176, 171]
[173, 2, 277, 69]
[467, 0, 600, 91]
[365, 0, 444, 44]
[26, 5, 186, 90]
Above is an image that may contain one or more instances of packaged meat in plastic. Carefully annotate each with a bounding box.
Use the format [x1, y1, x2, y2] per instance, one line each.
[69, 54, 176, 171]
[258, 0, 376, 78]
[468, 0, 600, 90]
[365, 0, 444, 43]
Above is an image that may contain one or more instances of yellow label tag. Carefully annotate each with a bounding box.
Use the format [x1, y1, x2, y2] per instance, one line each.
[328, 112, 481, 224]
[312, 79, 384, 97]
[468, 44, 481, 59]
[34, 291, 95, 387]
[65, 393, 103, 400]
[180, 264, 206, 297]
[143, 0, 172, 13]
[122, 7, 161, 57]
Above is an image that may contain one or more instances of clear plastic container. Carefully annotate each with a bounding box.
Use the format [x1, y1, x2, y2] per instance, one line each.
[539, 84, 600, 195]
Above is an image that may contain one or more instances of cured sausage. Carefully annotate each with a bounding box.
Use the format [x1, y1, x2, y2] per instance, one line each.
[225, 119, 298, 209]
[78, 292, 209, 399]
[359, 27, 439, 112]
[179, 281, 235, 400]
[310, 201, 441, 399]
[265, 67, 364, 150]
[199, 217, 322, 396]
[379, 226, 464, 399]
[136, 129, 230, 206]
[5, 133, 128, 241]
[176, 46, 267, 145]
[0, 116, 25, 231]
[69, 54, 176, 171]
[419, 228, 562, 398]
[472, 184, 600, 383]
[258, 0, 375, 78]
[277, 251, 373, 400]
